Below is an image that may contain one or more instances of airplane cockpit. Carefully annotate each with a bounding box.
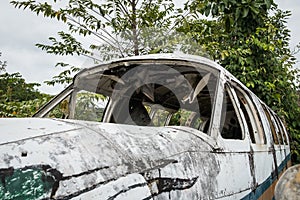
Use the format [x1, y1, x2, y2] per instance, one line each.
[36, 58, 219, 135]
[10, 54, 291, 200]
[74, 61, 218, 133]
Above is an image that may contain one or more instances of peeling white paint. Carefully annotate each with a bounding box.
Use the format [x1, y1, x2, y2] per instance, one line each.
[0, 53, 291, 199]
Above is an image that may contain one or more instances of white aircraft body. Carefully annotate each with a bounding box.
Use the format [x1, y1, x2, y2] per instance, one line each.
[0, 53, 291, 199]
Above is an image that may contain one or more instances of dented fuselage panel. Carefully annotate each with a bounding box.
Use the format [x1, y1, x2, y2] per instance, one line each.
[0, 53, 291, 199]
[0, 118, 218, 199]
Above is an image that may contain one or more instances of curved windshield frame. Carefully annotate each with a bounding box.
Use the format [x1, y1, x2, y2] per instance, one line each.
[71, 60, 220, 132]
[35, 59, 220, 135]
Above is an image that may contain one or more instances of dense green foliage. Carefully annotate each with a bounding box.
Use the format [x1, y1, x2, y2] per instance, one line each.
[11, 0, 181, 85]
[0, 72, 51, 117]
[181, 0, 300, 162]
[10, 0, 300, 162]
[0, 52, 7, 71]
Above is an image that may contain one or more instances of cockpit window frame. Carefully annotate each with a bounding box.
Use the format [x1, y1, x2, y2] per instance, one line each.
[76, 60, 220, 133]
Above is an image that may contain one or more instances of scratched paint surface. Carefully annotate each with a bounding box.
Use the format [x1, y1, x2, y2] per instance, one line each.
[0, 118, 218, 199]
[0, 53, 292, 199]
[0, 167, 54, 199]
[0, 118, 79, 145]
[72, 173, 152, 199]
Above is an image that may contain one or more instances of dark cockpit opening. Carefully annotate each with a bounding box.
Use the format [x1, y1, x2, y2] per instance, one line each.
[71, 61, 219, 133]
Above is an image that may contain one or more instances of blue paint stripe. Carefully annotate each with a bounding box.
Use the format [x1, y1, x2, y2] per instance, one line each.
[241, 153, 291, 200]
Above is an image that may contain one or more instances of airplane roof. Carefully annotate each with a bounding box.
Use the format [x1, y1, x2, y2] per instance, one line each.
[73, 52, 252, 98]
[76, 53, 229, 77]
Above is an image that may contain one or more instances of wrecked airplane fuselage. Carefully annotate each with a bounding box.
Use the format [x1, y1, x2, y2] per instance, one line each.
[0, 53, 291, 199]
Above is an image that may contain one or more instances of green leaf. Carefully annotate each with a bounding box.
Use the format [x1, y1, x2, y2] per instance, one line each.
[264, 0, 272, 9]
[242, 7, 249, 18]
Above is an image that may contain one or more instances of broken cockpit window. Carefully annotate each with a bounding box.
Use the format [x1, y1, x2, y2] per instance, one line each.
[73, 60, 219, 133]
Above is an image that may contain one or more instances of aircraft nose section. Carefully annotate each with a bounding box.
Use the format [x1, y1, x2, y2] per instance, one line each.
[0, 119, 217, 199]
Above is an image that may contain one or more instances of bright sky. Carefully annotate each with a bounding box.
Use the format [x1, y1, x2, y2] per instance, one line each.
[0, 0, 299, 94]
